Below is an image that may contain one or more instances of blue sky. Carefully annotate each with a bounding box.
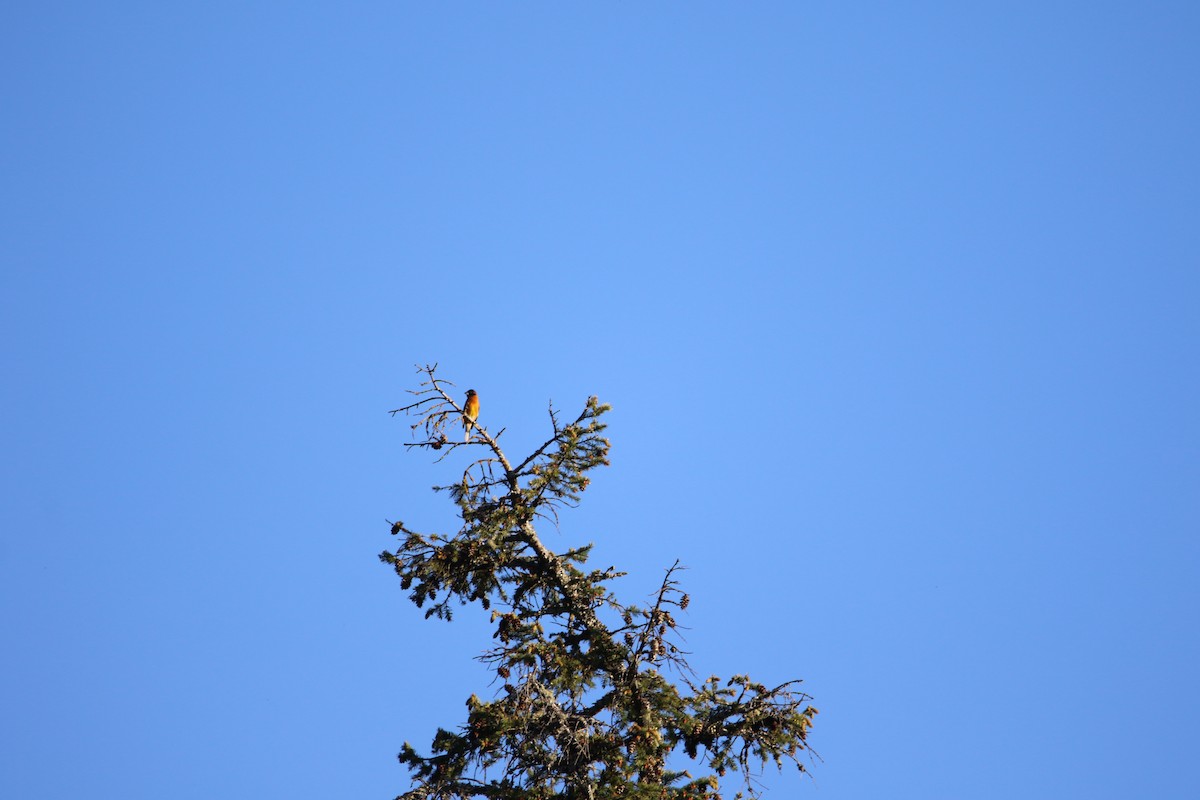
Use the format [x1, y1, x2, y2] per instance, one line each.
[2, 3, 1198, 798]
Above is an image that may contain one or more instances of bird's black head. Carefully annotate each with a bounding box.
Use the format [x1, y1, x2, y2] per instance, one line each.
[465, 389, 477, 397]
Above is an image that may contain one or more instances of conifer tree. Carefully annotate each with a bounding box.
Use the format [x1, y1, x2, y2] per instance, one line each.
[382, 365, 818, 800]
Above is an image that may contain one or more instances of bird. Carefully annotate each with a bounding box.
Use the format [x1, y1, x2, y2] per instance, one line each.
[463, 389, 479, 442]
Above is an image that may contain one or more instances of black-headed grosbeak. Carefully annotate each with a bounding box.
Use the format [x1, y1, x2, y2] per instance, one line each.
[463, 389, 479, 442]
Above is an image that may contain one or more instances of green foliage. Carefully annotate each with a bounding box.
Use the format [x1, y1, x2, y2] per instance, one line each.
[382, 365, 817, 800]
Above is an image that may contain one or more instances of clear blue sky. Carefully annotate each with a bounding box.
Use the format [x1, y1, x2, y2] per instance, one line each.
[2, 3, 1197, 798]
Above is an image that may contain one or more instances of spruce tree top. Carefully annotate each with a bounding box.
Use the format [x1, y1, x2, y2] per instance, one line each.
[382, 364, 817, 800]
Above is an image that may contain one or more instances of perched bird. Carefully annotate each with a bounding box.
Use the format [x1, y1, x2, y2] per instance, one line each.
[463, 389, 479, 442]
